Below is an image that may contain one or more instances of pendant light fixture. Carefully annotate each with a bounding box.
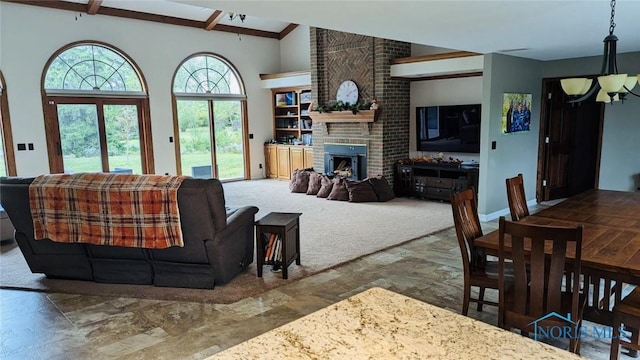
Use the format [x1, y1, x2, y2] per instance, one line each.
[228, 12, 246, 23]
[560, 0, 640, 104]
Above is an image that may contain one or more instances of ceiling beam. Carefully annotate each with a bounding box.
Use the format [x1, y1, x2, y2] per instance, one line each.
[392, 71, 483, 82]
[207, 24, 280, 39]
[391, 51, 481, 65]
[204, 10, 225, 31]
[259, 70, 311, 80]
[87, 0, 102, 15]
[278, 23, 298, 40]
[3, 0, 85, 12]
[2, 0, 280, 39]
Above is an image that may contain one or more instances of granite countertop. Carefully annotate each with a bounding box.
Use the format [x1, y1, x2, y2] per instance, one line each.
[208, 287, 580, 359]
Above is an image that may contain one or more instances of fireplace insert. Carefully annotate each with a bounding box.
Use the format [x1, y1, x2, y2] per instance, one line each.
[323, 144, 367, 180]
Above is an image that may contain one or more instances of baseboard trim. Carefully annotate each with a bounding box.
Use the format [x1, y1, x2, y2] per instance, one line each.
[479, 199, 537, 222]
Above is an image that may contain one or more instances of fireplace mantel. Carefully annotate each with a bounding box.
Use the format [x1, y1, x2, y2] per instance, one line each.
[309, 109, 381, 123]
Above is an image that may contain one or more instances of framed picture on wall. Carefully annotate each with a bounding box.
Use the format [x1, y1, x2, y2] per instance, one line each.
[502, 93, 532, 134]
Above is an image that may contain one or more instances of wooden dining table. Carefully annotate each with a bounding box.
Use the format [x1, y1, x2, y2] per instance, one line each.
[474, 189, 640, 326]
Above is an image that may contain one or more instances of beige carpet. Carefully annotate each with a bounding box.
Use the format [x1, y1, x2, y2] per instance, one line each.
[0, 179, 454, 303]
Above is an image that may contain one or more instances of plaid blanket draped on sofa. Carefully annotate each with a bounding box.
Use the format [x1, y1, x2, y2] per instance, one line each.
[28, 173, 188, 249]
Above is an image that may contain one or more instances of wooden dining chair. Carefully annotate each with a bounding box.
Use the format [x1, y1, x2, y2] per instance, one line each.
[497, 216, 585, 354]
[451, 188, 501, 316]
[506, 173, 530, 221]
[581, 269, 627, 327]
[610, 288, 640, 360]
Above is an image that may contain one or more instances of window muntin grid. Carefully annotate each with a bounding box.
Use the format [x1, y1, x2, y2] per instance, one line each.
[173, 55, 242, 95]
[44, 44, 143, 92]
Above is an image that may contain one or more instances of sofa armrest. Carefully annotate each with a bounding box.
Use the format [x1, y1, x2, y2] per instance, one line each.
[208, 205, 259, 284]
[217, 206, 258, 239]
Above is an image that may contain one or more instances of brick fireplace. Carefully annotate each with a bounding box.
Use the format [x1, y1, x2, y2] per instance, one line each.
[309, 28, 411, 184]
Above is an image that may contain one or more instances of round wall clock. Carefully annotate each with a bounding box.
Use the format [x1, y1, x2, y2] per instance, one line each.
[336, 80, 359, 105]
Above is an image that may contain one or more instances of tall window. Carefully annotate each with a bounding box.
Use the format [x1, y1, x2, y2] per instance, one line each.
[172, 53, 248, 180]
[0, 71, 16, 176]
[42, 42, 153, 174]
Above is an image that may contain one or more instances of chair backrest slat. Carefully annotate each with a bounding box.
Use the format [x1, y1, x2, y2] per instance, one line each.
[547, 239, 568, 312]
[510, 233, 529, 314]
[529, 235, 547, 317]
[506, 173, 530, 221]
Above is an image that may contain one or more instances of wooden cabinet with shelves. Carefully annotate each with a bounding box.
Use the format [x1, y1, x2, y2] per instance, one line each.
[265, 144, 278, 178]
[272, 87, 312, 145]
[266, 87, 314, 180]
[290, 147, 304, 173]
[264, 144, 313, 180]
[303, 147, 314, 169]
[276, 146, 291, 180]
[394, 163, 479, 201]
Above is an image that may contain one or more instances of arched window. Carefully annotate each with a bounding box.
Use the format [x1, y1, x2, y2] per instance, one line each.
[42, 42, 153, 174]
[44, 43, 143, 93]
[172, 53, 248, 180]
[0, 71, 16, 176]
[173, 55, 243, 95]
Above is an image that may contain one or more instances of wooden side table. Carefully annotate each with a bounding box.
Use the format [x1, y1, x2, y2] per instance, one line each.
[255, 212, 301, 279]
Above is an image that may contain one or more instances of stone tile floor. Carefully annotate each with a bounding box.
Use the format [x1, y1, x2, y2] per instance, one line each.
[0, 216, 629, 359]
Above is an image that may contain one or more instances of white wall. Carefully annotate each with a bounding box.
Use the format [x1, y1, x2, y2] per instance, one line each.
[279, 25, 310, 72]
[478, 53, 543, 219]
[0, 2, 281, 178]
[409, 77, 482, 164]
[411, 44, 459, 56]
[599, 104, 640, 191]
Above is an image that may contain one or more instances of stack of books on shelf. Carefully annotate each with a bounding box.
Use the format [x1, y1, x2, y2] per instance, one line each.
[263, 233, 282, 264]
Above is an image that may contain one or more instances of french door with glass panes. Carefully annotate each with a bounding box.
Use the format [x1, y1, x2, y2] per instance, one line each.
[176, 98, 245, 180]
[44, 97, 151, 174]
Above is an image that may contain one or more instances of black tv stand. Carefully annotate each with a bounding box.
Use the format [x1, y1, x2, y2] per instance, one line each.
[394, 162, 479, 201]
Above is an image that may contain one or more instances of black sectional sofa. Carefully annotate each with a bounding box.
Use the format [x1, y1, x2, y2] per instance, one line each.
[0, 176, 258, 289]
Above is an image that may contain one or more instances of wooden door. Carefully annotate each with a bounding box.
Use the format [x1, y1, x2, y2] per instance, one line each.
[276, 146, 291, 180]
[290, 147, 304, 172]
[265, 144, 277, 178]
[537, 79, 603, 201]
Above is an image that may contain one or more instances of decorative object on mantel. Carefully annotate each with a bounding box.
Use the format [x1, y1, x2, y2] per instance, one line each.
[336, 80, 359, 105]
[559, 0, 639, 104]
[309, 109, 381, 123]
[370, 97, 379, 110]
[308, 99, 382, 123]
[311, 99, 373, 114]
[397, 153, 464, 168]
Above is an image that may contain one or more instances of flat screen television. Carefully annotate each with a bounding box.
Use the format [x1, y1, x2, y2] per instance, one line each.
[415, 104, 481, 153]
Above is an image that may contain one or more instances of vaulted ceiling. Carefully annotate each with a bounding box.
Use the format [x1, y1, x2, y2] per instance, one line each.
[6, 0, 640, 62]
[5, 0, 299, 40]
